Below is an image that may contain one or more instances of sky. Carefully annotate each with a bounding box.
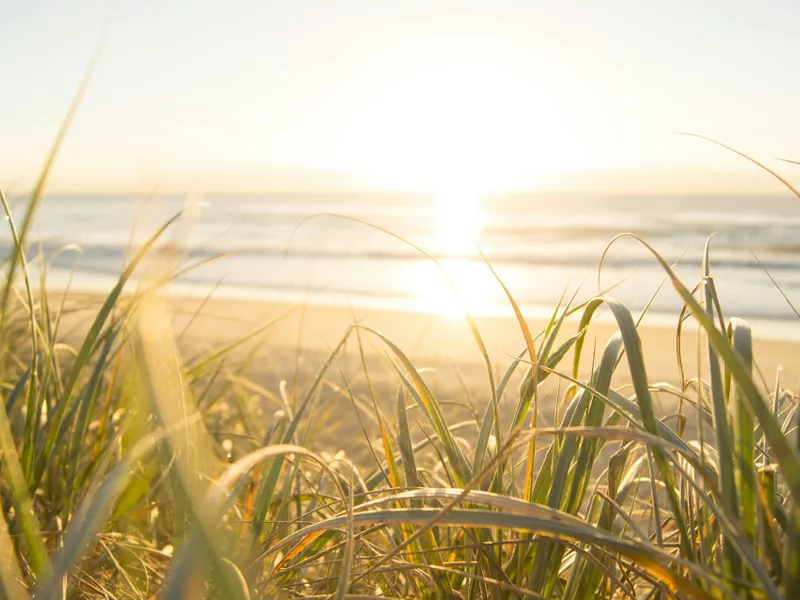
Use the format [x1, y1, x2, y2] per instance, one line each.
[1, 0, 799, 195]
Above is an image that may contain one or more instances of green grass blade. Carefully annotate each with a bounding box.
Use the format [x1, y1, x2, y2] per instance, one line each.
[578, 296, 696, 562]
[702, 240, 741, 576]
[251, 330, 352, 537]
[0, 399, 50, 580]
[475, 348, 525, 475]
[289, 214, 501, 463]
[359, 326, 472, 486]
[32, 212, 182, 487]
[728, 318, 757, 551]
[783, 408, 800, 596]
[35, 429, 167, 599]
[63, 328, 118, 523]
[396, 388, 420, 488]
[0, 498, 27, 600]
[480, 250, 539, 476]
[608, 234, 800, 501]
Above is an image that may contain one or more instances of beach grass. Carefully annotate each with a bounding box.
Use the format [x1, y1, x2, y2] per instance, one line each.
[0, 163, 799, 599]
[1, 70, 799, 598]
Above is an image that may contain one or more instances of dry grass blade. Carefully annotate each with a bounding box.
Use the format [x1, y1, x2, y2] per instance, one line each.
[33, 212, 183, 488]
[679, 133, 800, 201]
[35, 427, 174, 599]
[0, 505, 26, 600]
[337, 432, 523, 592]
[357, 325, 472, 486]
[2, 101, 798, 599]
[287, 213, 502, 455]
[335, 474, 356, 600]
[250, 330, 352, 538]
[478, 247, 542, 504]
[751, 251, 800, 319]
[272, 507, 718, 599]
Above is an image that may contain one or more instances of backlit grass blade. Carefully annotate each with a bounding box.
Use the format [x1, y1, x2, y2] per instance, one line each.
[4, 365, 30, 414]
[335, 475, 355, 600]
[382, 388, 452, 596]
[783, 408, 800, 596]
[0, 191, 40, 479]
[63, 328, 118, 524]
[539, 285, 582, 366]
[475, 347, 525, 475]
[576, 296, 696, 562]
[530, 333, 622, 593]
[358, 326, 472, 486]
[528, 382, 588, 505]
[251, 330, 352, 537]
[562, 342, 622, 518]
[480, 249, 540, 473]
[288, 213, 501, 458]
[756, 465, 782, 580]
[167, 444, 342, 600]
[363, 420, 474, 491]
[702, 238, 741, 576]
[379, 398, 403, 491]
[186, 307, 298, 378]
[396, 388, 420, 488]
[270, 507, 718, 599]
[35, 428, 168, 599]
[607, 234, 800, 501]
[0, 492, 27, 600]
[0, 396, 50, 580]
[33, 212, 183, 487]
[517, 290, 579, 511]
[728, 318, 757, 551]
[751, 252, 800, 320]
[680, 133, 800, 201]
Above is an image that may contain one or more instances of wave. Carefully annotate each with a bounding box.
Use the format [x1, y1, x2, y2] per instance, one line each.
[7, 239, 800, 276]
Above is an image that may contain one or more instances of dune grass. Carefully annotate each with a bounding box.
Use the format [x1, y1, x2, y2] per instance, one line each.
[0, 164, 798, 600]
[1, 67, 799, 597]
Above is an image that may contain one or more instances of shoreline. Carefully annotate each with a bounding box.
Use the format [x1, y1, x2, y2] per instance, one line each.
[57, 287, 800, 390]
[43, 270, 800, 343]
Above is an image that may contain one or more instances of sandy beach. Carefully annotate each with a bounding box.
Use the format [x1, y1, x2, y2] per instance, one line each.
[60, 290, 800, 399]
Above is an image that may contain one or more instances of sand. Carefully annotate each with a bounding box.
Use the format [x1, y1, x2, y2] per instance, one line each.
[51, 290, 799, 456]
[60, 291, 800, 391]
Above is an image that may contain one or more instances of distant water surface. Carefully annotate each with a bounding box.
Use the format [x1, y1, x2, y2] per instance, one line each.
[5, 192, 800, 339]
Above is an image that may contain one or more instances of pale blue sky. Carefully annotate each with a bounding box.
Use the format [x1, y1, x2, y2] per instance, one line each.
[2, 0, 799, 193]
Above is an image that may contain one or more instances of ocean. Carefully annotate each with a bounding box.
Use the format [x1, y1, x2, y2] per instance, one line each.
[5, 192, 800, 339]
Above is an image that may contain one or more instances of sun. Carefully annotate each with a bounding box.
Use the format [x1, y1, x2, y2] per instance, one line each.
[416, 258, 493, 320]
[408, 188, 492, 319]
[338, 40, 569, 194]
[435, 189, 483, 257]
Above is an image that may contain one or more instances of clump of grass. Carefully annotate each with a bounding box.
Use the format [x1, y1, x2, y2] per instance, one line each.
[0, 180, 797, 600]
[1, 85, 798, 597]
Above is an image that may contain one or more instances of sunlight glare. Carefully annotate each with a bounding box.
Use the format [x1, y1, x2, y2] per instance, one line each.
[418, 258, 492, 320]
[342, 41, 572, 193]
[435, 190, 483, 257]
[415, 190, 489, 319]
